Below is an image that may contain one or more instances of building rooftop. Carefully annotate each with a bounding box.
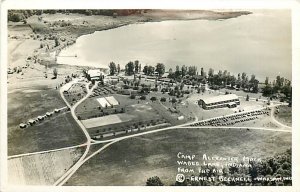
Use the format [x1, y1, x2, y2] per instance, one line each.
[201, 94, 239, 104]
[88, 69, 102, 78]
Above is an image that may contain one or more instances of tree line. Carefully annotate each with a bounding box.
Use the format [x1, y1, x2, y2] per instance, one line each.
[109, 61, 291, 101]
[109, 60, 165, 77]
[262, 76, 292, 101]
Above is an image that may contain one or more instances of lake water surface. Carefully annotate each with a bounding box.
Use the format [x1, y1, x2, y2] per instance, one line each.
[57, 10, 291, 81]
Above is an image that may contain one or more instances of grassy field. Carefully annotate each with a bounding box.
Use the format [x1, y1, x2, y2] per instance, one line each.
[274, 105, 292, 127]
[65, 128, 291, 186]
[8, 72, 87, 156]
[8, 111, 86, 156]
[75, 94, 140, 118]
[8, 146, 85, 185]
[77, 93, 170, 127]
[8, 87, 65, 128]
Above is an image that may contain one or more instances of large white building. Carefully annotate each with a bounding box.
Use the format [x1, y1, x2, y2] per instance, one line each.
[199, 94, 240, 110]
[87, 69, 102, 81]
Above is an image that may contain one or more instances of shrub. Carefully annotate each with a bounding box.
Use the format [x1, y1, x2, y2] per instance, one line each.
[185, 90, 190, 94]
[171, 98, 177, 103]
[8, 13, 23, 22]
[160, 97, 166, 102]
[140, 95, 146, 100]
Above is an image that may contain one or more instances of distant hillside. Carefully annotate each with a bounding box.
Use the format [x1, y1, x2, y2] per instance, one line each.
[7, 9, 148, 22]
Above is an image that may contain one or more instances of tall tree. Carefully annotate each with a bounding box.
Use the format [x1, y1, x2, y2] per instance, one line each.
[242, 72, 247, 80]
[143, 65, 148, 75]
[208, 68, 214, 77]
[109, 62, 117, 75]
[134, 60, 139, 74]
[241, 72, 247, 88]
[125, 61, 134, 75]
[236, 73, 241, 86]
[148, 66, 155, 75]
[181, 65, 187, 77]
[117, 64, 120, 74]
[200, 67, 204, 76]
[262, 84, 273, 97]
[175, 65, 181, 78]
[265, 77, 269, 85]
[155, 63, 165, 77]
[188, 66, 197, 76]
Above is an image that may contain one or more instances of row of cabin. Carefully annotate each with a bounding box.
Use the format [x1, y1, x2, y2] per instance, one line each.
[19, 108, 62, 129]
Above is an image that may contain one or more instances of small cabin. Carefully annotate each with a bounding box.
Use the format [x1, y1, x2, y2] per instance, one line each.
[37, 116, 44, 121]
[28, 119, 36, 125]
[177, 116, 184, 120]
[19, 123, 27, 129]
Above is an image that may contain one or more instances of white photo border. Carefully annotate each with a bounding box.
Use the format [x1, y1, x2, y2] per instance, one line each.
[1, 0, 300, 192]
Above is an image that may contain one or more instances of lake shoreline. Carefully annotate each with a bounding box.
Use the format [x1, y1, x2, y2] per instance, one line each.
[8, 9, 292, 87]
[8, 10, 252, 69]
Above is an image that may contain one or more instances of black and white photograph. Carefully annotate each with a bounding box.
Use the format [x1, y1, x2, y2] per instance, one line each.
[1, 0, 300, 191]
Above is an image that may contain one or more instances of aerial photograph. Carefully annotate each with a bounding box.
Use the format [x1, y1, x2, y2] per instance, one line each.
[6, 9, 292, 186]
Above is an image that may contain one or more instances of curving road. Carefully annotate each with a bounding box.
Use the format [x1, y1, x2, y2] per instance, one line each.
[9, 80, 290, 186]
[54, 80, 97, 186]
[270, 106, 292, 129]
[54, 95, 290, 185]
[56, 124, 291, 185]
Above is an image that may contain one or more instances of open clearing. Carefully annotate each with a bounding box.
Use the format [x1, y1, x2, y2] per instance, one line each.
[8, 146, 84, 185]
[82, 114, 134, 128]
[65, 128, 291, 186]
[8, 112, 86, 156]
[8, 76, 86, 155]
[274, 105, 292, 127]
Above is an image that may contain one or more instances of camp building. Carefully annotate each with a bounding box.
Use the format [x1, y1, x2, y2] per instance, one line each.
[87, 69, 102, 81]
[199, 94, 240, 110]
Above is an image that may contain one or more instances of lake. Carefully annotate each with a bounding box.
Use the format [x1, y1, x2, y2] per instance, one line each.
[57, 10, 291, 81]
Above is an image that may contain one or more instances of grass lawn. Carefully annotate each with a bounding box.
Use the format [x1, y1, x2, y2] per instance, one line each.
[75, 94, 141, 118]
[8, 87, 66, 129]
[274, 105, 292, 127]
[8, 77, 88, 156]
[8, 112, 86, 156]
[65, 128, 291, 186]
